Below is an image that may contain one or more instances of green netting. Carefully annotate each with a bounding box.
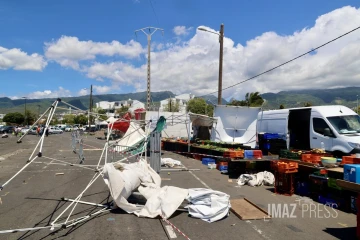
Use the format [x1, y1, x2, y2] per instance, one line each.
[153, 116, 166, 133]
[119, 116, 166, 156]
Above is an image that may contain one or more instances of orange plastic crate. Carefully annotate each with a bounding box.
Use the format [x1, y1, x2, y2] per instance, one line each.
[275, 161, 298, 174]
[342, 155, 360, 165]
[223, 150, 244, 158]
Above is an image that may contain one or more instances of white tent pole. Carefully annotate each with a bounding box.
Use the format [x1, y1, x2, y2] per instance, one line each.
[0, 225, 60, 234]
[63, 172, 102, 224]
[39, 101, 59, 154]
[17, 103, 54, 143]
[0, 156, 38, 191]
[28, 134, 45, 160]
[51, 172, 101, 226]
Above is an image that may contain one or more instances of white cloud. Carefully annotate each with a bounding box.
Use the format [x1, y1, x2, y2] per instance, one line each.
[85, 62, 145, 84]
[0, 46, 47, 71]
[93, 85, 113, 94]
[24, 87, 72, 99]
[44, 36, 144, 69]
[173, 26, 193, 36]
[78, 88, 89, 96]
[49, 6, 360, 101]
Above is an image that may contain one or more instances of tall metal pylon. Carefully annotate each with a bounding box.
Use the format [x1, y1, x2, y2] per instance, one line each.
[135, 27, 164, 111]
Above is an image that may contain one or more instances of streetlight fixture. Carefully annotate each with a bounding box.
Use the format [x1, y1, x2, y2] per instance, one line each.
[22, 97, 27, 125]
[198, 24, 224, 105]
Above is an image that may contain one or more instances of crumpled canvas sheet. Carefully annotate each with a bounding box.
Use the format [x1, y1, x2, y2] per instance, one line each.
[186, 188, 231, 223]
[236, 171, 275, 187]
[103, 161, 188, 219]
[103, 161, 230, 222]
[161, 158, 182, 167]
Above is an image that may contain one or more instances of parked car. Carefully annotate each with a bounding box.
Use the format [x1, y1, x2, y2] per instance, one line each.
[28, 127, 38, 135]
[0, 126, 14, 134]
[65, 126, 73, 132]
[21, 128, 30, 134]
[49, 127, 63, 134]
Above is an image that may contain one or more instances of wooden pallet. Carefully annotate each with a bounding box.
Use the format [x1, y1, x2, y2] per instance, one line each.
[230, 198, 271, 220]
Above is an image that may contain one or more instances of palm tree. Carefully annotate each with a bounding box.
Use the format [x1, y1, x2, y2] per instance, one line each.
[245, 92, 264, 107]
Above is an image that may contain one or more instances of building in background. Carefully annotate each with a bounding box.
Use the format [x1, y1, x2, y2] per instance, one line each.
[96, 99, 145, 117]
[159, 93, 195, 113]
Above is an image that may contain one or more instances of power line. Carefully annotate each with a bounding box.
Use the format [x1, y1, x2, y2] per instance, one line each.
[197, 25, 360, 98]
[148, 0, 160, 25]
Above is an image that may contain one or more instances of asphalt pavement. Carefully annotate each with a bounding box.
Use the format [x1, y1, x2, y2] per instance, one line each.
[0, 133, 357, 240]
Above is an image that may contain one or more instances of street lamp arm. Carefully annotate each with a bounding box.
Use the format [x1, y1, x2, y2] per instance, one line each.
[197, 27, 220, 36]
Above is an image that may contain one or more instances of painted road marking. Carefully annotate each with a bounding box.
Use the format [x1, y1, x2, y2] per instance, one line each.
[165, 225, 177, 239]
[59, 149, 102, 151]
[188, 168, 271, 240]
[188, 171, 211, 189]
[1, 192, 9, 197]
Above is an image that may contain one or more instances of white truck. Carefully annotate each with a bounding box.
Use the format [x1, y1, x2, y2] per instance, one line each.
[256, 105, 360, 156]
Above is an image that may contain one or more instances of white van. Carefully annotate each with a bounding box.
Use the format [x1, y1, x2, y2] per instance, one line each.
[257, 105, 360, 156]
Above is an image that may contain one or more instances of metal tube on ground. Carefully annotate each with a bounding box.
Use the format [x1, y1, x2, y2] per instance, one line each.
[0, 156, 38, 191]
[62, 198, 109, 208]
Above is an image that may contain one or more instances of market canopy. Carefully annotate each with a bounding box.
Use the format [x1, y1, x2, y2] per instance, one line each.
[189, 112, 217, 127]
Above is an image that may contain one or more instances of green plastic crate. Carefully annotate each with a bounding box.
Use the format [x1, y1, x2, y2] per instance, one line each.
[328, 178, 342, 190]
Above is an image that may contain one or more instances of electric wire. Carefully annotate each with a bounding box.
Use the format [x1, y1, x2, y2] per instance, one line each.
[197, 25, 360, 98]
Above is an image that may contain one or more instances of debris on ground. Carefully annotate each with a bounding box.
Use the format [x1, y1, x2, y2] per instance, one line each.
[55, 173, 64, 176]
[161, 158, 182, 167]
[236, 171, 274, 187]
[103, 161, 231, 223]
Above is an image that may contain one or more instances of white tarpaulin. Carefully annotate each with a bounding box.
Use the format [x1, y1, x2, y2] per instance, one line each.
[115, 122, 146, 152]
[161, 158, 182, 167]
[189, 113, 217, 127]
[186, 188, 231, 223]
[106, 117, 117, 123]
[146, 111, 190, 138]
[103, 161, 230, 222]
[236, 171, 275, 187]
[210, 106, 261, 148]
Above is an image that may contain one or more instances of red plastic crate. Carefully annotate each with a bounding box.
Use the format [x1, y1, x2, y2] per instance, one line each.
[252, 150, 263, 159]
[193, 154, 202, 160]
[275, 172, 295, 196]
[342, 155, 360, 165]
[223, 150, 244, 158]
[216, 161, 228, 170]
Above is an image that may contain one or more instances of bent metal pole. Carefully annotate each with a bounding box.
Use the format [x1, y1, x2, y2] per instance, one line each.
[16, 100, 58, 143]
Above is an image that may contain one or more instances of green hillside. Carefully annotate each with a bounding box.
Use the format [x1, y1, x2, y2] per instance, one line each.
[0, 91, 227, 114]
[261, 87, 360, 110]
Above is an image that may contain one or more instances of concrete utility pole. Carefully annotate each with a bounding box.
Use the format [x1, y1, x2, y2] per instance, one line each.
[135, 27, 164, 111]
[22, 97, 27, 125]
[88, 85, 93, 130]
[198, 23, 224, 105]
[218, 24, 224, 105]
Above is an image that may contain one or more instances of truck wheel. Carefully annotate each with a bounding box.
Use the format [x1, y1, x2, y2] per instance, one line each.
[332, 151, 346, 158]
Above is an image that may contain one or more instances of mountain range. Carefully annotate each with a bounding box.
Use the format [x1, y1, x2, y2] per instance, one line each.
[0, 91, 227, 114]
[0, 87, 359, 115]
[261, 87, 360, 110]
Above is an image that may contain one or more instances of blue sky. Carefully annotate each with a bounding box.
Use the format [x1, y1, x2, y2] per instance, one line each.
[1, 0, 360, 100]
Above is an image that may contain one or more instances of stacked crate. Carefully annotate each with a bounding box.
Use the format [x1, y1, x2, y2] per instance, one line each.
[272, 161, 298, 196]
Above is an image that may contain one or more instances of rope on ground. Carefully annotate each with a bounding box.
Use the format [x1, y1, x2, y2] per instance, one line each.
[160, 214, 191, 240]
